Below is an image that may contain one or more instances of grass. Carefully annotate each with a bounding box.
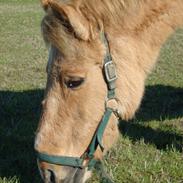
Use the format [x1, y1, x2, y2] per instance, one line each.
[0, 1, 182, 183]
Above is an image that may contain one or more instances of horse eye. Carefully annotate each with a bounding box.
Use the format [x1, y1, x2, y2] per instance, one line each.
[64, 78, 85, 89]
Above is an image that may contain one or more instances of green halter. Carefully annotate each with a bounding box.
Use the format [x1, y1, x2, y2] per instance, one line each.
[36, 32, 118, 172]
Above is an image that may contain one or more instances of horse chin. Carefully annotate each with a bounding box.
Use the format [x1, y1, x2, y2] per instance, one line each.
[70, 168, 92, 183]
[58, 168, 91, 183]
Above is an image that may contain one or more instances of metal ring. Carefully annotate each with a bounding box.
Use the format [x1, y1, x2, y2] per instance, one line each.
[105, 97, 121, 118]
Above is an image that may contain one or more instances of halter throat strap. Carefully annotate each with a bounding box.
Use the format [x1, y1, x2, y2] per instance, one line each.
[37, 32, 118, 170]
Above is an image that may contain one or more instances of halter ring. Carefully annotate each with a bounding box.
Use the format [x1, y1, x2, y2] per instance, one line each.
[105, 97, 121, 118]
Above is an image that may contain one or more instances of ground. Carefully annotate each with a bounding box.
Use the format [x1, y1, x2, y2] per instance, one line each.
[0, 0, 182, 183]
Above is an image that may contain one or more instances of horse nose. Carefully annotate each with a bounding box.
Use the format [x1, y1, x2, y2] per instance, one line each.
[42, 169, 56, 183]
[38, 161, 79, 183]
[38, 161, 59, 183]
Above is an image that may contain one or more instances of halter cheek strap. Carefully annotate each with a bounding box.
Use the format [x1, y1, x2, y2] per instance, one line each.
[36, 32, 119, 171]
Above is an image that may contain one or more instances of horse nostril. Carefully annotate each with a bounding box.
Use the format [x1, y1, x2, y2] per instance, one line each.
[44, 169, 56, 183]
[49, 170, 56, 183]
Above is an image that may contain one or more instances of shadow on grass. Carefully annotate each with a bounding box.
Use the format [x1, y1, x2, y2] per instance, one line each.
[0, 84, 182, 182]
[136, 84, 183, 121]
[119, 84, 183, 152]
[0, 89, 44, 183]
[119, 121, 183, 152]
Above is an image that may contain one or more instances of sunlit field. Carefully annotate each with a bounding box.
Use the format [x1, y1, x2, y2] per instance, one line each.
[0, 1, 183, 182]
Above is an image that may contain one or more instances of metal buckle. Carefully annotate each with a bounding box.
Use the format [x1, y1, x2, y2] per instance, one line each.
[104, 61, 117, 83]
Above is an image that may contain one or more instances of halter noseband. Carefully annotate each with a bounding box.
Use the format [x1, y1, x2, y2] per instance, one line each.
[36, 32, 119, 170]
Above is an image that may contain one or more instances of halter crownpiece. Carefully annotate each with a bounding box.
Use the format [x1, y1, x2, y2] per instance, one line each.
[36, 32, 119, 171]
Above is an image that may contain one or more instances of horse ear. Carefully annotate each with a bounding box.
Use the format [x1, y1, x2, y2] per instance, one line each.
[41, 0, 91, 41]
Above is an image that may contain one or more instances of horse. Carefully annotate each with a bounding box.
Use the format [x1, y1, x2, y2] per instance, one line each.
[34, 0, 183, 182]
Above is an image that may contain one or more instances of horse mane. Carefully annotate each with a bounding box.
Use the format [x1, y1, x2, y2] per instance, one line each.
[42, 0, 171, 44]
[80, 0, 173, 35]
[41, 0, 138, 45]
[78, 0, 140, 28]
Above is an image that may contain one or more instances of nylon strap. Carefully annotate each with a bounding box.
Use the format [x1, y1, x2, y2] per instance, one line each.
[87, 108, 113, 157]
[100, 32, 117, 99]
[37, 153, 84, 168]
[84, 33, 116, 169]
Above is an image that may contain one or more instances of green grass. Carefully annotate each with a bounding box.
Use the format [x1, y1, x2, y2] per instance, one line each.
[0, 1, 183, 183]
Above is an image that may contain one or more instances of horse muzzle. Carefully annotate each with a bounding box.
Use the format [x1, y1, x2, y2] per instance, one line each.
[38, 161, 87, 183]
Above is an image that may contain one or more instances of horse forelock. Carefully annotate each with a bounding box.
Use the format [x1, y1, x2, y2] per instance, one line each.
[41, 0, 166, 47]
[41, 14, 77, 55]
[41, 0, 138, 42]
